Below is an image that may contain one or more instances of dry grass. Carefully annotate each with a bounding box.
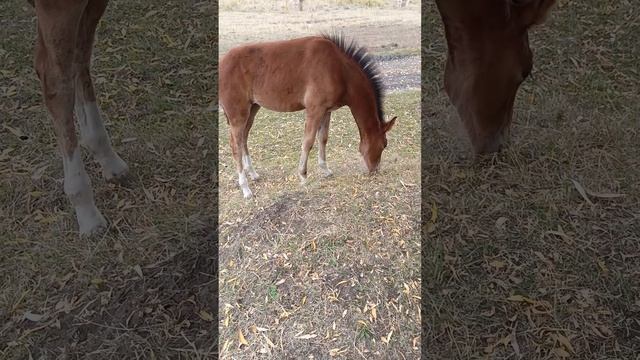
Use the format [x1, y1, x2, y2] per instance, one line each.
[423, 0, 640, 358]
[0, 1, 216, 358]
[219, 91, 421, 359]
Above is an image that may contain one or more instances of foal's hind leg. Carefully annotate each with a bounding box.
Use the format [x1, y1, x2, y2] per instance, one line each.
[34, 2, 106, 235]
[74, 0, 129, 182]
[298, 108, 324, 183]
[316, 112, 332, 177]
[242, 104, 260, 181]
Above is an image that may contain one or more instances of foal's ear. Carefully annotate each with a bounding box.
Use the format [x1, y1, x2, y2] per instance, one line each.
[383, 116, 397, 133]
[511, 0, 556, 28]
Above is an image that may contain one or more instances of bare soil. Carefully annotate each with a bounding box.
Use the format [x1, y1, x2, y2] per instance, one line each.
[219, 8, 420, 56]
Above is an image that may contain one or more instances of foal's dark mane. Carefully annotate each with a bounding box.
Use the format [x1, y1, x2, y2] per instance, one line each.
[321, 33, 385, 124]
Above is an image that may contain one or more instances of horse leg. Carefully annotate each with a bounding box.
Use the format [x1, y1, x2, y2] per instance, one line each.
[298, 108, 324, 183]
[226, 105, 253, 198]
[242, 104, 260, 181]
[231, 125, 252, 198]
[35, 1, 106, 235]
[74, 0, 128, 182]
[316, 111, 332, 177]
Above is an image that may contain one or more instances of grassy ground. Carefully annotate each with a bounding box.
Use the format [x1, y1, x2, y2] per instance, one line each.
[423, 0, 640, 358]
[219, 91, 421, 359]
[0, 1, 216, 358]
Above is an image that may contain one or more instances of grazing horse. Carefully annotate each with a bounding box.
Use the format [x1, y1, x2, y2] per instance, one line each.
[31, 0, 128, 235]
[435, 0, 556, 154]
[219, 35, 397, 198]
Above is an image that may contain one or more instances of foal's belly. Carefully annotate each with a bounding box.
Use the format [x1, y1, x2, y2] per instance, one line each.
[253, 97, 305, 113]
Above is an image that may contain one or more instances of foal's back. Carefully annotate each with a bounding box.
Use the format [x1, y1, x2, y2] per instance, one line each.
[219, 36, 350, 113]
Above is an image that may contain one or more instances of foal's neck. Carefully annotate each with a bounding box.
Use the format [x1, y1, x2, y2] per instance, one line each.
[347, 81, 381, 140]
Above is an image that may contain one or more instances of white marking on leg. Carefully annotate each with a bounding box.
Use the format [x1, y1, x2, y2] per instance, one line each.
[317, 140, 332, 177]
[238, 171, 252, 198]
[318, 159, 333, 177]
[63, 147, 107, 235]
[242, 154, 259, 180]
[316, 114, 332, 177]
[75, 101, 128, 181]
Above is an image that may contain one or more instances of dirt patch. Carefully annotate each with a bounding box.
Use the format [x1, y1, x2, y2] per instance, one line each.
[219, 8, 420, 56]
[378, 55, 420, 92]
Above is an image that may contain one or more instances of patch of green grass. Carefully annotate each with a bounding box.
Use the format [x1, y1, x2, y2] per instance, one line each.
[267, 285, 279, 301]
[356, 322, 374, 341]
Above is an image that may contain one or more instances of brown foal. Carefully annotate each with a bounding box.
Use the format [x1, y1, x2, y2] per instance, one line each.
[435, 0, 556, 154]
[219, 34, 396, 198]
[31, 0, 128, 235]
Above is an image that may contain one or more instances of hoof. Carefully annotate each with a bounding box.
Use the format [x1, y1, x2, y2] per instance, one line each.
[76, 206, 108, 236]
[248, 171, 260, 181]
[298, 173, 307, 185]
[242, 188, 253, 199]
[320, 168, 333, 177]
[103, 156, 129, 183]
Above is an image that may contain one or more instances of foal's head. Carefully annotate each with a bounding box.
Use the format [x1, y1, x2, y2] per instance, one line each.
[322, 34, 398, 173]
[436, 0, 556, 154]
[360, 116, 397, 173]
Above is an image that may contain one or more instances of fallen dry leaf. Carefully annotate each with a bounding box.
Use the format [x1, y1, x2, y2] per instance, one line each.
[238, 328, 249, 346]
[199, 310, 213, 322]
[553, 333, 575, 354]
[570, 179, 593, 205]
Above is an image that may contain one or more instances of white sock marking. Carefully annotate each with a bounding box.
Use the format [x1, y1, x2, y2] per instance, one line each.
[75, 101, 128, 180]
[238, 171, 252, 198]
[318, 159, 332, 176]
[242, 154, 259, 180]
[62, 147, 106, 234]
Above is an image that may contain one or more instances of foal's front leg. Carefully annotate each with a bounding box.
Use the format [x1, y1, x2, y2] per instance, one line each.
[316, 112, 332, 177]
[75, 0, 128, 182]
[230, 125, 253, 199]
[35, 9, 106, 235]
[298, 109, 324, 183]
